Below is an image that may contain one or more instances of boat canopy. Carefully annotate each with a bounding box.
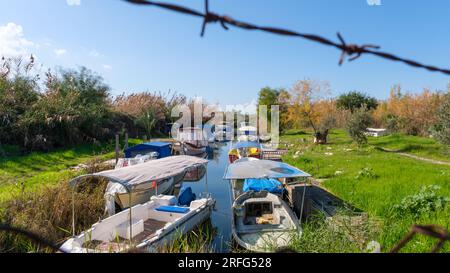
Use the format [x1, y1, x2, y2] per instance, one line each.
[223, 159, 311, 180]
[70, 155, 208, 191]
[231, 141, 262, 150]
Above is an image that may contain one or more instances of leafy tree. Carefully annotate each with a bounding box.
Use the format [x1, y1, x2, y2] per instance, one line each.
[372, 86, 444, 136]
[277, 89, 291, 133]
[430, 92, 450, 145]
[346, 106, 373, 146]
[258, 87, 280, 110]
[136, 108, 157, 140]
[257, 87, 292, 132]
[257, 87, 280, 123]
[287, 79, 335, 144]
[337, 91, 378, 113]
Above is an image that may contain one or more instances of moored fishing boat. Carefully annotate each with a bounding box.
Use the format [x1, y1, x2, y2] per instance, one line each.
[61, 186, 215, 253]
[182, 142, 207, 156]
[258, 134, 271, 143]
[228, 141, 263, 163]
[237, 122, 259, 142]
[177, 127, 208, 156]
[115, 152, 159, 169]
[223, 159, 311, 252]
[214, 122, 233, 142]
[182, 164, 207, 182]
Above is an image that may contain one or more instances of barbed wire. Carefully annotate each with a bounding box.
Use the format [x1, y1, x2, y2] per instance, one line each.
[390, 224, 450, 253]
[1, 221, 449, 253]
[124, 0, 450, 76]
[0, 223, 65, 253]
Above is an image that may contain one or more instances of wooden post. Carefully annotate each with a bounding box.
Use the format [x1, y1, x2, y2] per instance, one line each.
[115, 134, 120, 164]
[124, 132, 129, 150]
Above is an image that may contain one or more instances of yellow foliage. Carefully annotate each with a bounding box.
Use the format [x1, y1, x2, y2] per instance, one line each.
[372, 85, 445, 135]
[285, 79, 342, 130]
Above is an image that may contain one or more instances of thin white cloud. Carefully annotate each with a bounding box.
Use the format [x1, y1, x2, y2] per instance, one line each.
[102, 64, 112, 70]
[367, 0, 382, 6]
[89, 49, 103, 58]
[42, 38, 53, 47]
[225, 99, 258, 115]
[54, 48, 67, 56]
[66, 0, 81, 6]
[0, 22, 34, 57]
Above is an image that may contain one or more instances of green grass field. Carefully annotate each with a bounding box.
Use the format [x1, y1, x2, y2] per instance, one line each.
[1, 131, 449, 252]
[0, 139, 143, 202]
[282, 130, 450, 253]
[370, 133, 450, 163]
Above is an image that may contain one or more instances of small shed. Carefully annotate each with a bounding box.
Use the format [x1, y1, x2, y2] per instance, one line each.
[365, 128, 389, 137]
[124, 142, 172, 159]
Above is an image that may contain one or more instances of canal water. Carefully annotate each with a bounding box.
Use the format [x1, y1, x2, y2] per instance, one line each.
[180, 142, 233, 252]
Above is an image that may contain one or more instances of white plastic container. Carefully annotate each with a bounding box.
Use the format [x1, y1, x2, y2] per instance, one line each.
[150, 195, 177, 206]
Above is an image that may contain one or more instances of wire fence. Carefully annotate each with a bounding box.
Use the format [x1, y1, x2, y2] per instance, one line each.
[390, 224, 450, 253]
[0, 0, 449, 254]
[1, 221, 448, 253]
[124, 0, 450, 76]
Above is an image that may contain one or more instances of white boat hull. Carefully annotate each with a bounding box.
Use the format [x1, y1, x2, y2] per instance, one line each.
[214, 131, 233, 142]
[232, 229, 298, 252]
[183, 145, 207, 156]
[237, 135, 259, 142]
[144, 201, 214, 252]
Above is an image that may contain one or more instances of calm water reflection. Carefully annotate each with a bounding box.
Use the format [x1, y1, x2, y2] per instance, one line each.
[180, 142, 233, 252]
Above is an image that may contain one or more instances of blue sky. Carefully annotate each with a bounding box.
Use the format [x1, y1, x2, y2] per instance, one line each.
[1, 0, 449, 105]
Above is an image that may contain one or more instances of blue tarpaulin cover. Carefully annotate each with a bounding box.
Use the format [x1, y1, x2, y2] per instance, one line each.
[243, 178, 285, 194]
[125, 142, 172, 158]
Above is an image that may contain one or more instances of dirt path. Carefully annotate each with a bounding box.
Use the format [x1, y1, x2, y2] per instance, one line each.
[377, 147, 450, 166]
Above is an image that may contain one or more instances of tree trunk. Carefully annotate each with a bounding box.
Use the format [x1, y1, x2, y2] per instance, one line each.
[313, 130, 328, 144]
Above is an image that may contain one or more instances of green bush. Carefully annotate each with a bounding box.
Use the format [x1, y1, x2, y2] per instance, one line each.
[346, 106, 373, 145]
[337, 91, 378, 113]
[0, 57, 40, 147]
[20, 67, 113, 149]
[392, 185, 449, 219]
[430, 92, 450, 145]
[355, 167, 378, 180]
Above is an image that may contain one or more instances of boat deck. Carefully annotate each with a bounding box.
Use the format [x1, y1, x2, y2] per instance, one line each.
[132, 219, 168, 242]
[81, 219, 168, 252]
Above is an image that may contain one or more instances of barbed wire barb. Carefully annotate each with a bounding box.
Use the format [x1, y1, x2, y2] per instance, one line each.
[124, 0, 450, 76]
[200, 0, 228, 37]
